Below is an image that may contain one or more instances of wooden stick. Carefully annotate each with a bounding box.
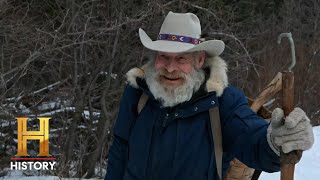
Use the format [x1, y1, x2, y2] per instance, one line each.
[280, 71, 302, 180]
[250, 72, 282, 112]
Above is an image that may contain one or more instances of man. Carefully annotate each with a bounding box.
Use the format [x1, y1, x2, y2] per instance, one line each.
[105, 12, 314, 180]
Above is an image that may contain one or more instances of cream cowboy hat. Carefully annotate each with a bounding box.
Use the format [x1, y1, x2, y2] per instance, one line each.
[139, 11, 225, 57]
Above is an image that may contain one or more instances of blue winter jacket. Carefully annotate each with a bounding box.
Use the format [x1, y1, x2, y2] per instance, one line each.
[105, 78, 280, 180]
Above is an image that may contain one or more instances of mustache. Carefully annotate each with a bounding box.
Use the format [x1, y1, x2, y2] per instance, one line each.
[157, 70, 186, 79]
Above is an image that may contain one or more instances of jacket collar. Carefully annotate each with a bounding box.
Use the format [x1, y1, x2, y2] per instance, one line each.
[125, 56, 229, 97]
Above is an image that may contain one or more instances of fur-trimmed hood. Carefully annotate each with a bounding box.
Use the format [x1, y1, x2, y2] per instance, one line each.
[126, 56, 228, 97]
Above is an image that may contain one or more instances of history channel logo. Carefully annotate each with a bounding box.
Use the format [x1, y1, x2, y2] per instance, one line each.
[10, 117, 56, 170]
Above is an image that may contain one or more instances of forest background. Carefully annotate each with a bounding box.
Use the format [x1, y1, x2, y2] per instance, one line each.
[0, 0, 319, 178]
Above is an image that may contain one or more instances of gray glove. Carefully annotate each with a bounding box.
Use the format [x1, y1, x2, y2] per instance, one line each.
[267, 107, 314, 156]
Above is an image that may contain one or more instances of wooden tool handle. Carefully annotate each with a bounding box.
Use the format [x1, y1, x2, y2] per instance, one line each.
[282, 71, 294, 116]
[280, 71, 302, 180]
[251, 72, 282, 112]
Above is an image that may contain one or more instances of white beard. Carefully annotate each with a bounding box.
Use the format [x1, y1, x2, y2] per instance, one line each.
[144, 61, 205, 107]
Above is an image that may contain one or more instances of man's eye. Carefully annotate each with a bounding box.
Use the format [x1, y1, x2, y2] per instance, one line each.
[159, 55, 167, 59]
[178, 57, 187, 62]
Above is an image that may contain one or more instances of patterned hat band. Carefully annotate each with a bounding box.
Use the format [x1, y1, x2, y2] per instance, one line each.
[157, 33, 204, 45]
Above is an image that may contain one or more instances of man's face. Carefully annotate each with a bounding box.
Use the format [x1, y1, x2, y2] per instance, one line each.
[154, 52, 205, 89]
[144, 51, 206, 107]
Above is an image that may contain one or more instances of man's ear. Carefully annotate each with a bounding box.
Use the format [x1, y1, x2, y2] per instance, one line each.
[196, 51, 206, 68]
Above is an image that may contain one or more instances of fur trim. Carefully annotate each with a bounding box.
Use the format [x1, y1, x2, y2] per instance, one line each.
[204, 56, 228, 96]
[126, 56, 228, 96]
[126, 68, 144, 88]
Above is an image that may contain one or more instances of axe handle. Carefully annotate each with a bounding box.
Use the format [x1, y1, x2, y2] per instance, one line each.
[282, 71, 294, 118]
[251, 72, 282, 112]
[280, 71, 302, 180]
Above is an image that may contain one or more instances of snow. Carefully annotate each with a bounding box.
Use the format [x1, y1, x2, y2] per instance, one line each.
[0, 120, 16, 127]
[37, 107, 75, 116]
[2, 170, 59, 180]
[82, 110, 101, 120]
[260, 125, 320, 180]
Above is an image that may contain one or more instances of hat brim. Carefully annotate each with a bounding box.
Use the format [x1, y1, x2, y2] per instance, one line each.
[139, 28, 225, 57]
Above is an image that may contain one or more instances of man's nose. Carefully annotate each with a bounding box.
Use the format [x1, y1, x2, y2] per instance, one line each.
[165, 60, 178, 73]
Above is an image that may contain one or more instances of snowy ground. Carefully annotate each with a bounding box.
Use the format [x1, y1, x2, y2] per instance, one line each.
[260, 125, 320, 180]
[1, 170, 101, 180]
[2, 126, 320, 180]
[1, 171, 59, 180]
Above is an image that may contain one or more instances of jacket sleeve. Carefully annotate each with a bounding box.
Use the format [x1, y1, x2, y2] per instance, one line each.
[105, 85, 142, 179]
[219, 86, 280, 172]
[105, 135, 128, 180]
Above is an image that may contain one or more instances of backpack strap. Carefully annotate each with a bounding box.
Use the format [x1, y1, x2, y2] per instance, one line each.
[137, 93, 149, 114]
[209, 106, 223, 180]
[137, 93, 223, 179]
